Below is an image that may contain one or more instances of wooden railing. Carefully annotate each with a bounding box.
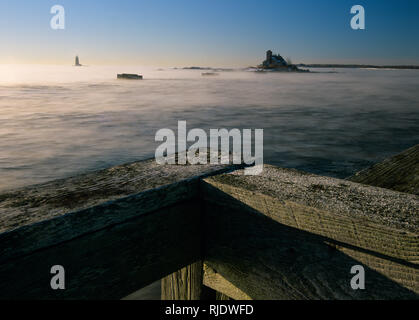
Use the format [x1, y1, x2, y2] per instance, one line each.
[0, 146, 418, 300]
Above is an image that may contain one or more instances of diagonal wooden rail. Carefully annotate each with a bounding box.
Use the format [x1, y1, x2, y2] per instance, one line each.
[348, 144, 419, 195]
[0, 159, 235, 299]
[0, 146, 418, 300]
[200, 165, 418, 299]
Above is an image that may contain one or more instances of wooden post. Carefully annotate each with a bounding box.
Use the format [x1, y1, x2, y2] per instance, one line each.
[216, 292, 231, 300]
[161, 261, 214, 300]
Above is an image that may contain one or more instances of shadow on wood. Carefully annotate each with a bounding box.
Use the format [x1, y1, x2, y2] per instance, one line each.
[0, 200, 202, 299]
[0, 152, 417, 300]
[201, 179, 418, 300]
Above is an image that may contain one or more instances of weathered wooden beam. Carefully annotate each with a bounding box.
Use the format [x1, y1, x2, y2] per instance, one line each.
[347, 144, 418, 195]
[161, 263, 241, 300]
[203, 264, 250, 300]
[202, 165, 418, 300]
[0, 158, 235, 299]
[161, 261, 214, 300]
[0, 200, 201, 300]
[0, 157, 234, 250]
[1, 149, 417, 300]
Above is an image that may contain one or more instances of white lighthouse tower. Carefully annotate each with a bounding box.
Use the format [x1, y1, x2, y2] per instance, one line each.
[75, 56, 82, 67]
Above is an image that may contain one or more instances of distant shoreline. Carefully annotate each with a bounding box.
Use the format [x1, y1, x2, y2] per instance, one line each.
[297, 64, 419, 70]
[175, 65, 419, 71]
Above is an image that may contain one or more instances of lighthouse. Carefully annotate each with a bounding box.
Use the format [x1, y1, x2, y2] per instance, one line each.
[75, 56, 82, 67]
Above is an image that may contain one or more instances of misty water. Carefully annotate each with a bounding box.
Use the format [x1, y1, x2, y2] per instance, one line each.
[0, 65, 418, 192]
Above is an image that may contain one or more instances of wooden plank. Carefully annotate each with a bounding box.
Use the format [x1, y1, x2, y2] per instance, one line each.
[0, 156, 237, 299]
[203, 264, 250, 300]
[202, 165, 419, 300]
[0, 200, 201, 300]
[0, 153, 238, 234]
[0, 158, 235, 263]
[161, 261, 214, 300]
[347, 144, 418, 195]
[1, 148, 417, 300]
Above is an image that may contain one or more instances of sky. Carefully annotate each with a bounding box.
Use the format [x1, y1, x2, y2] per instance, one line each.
[0, 0, 418, 67]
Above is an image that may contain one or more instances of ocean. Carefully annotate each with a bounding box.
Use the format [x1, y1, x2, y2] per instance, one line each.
[0, 65, 418, 192]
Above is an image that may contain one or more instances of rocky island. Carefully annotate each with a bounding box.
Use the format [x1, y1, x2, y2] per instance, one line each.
[117, 73, 143, 80]
[258, 50, 308, 72]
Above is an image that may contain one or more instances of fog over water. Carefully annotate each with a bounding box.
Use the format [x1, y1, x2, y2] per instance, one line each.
[0, 65, 418, 191]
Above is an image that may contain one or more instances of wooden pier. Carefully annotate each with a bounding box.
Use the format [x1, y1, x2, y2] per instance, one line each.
[0, 146, 418, 300]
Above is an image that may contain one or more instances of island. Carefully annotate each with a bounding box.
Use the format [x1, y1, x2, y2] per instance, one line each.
[258, 50, 308, 72]
[117, 73, 143, 80]
[297, 63, 419, 70]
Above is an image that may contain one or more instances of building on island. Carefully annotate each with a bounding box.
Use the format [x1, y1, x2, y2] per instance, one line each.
[75, 56, 82, 67]
[262, 50, 287, 68]
[258, 50, 306, 72]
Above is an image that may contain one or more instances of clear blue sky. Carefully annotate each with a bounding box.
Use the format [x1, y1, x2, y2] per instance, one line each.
[1, 0, 418, 66]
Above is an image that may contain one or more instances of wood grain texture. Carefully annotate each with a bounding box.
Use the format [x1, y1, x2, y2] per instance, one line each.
[161, 261, 214, 300]
[0, 157, 235, 234]
[202, 165, 418, 300]
[347, 144, 418, 195]
[1, 150, 417, 300]
[0, 156, 237, 299]
[0, 159, 235, 263]
[216, 292, 232, 300]
[203, 264, 250, 300]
